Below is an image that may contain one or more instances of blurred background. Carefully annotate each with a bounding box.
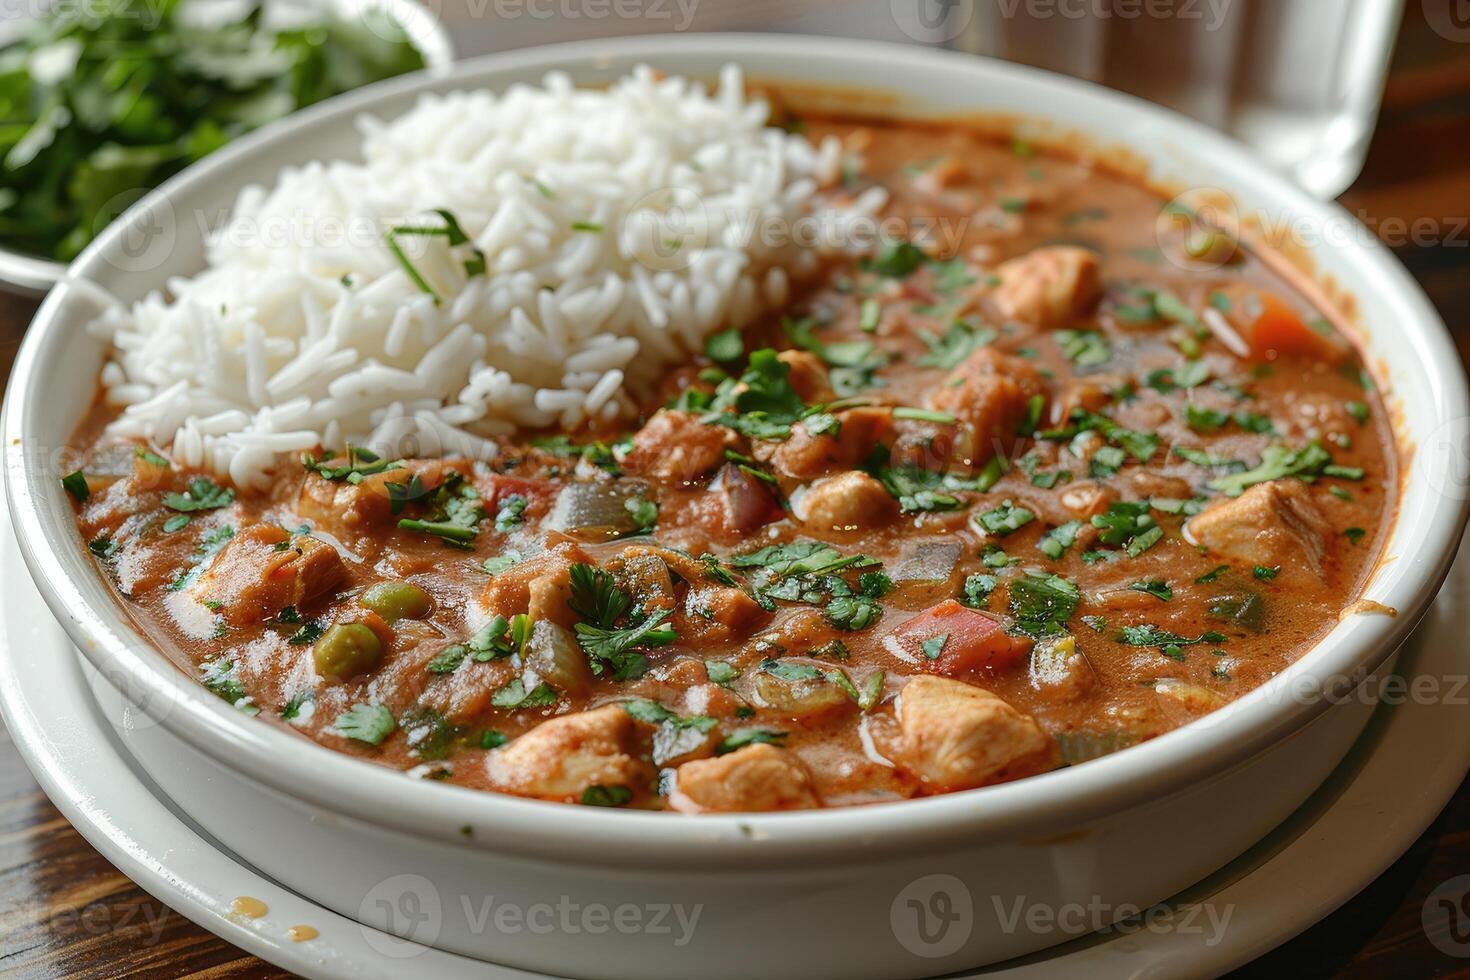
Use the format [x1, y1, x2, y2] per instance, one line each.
[439, 0, 1406, 198]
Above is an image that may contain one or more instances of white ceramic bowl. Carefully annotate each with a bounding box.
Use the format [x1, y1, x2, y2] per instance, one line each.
[5, 35, 1468, 980]
[0, 0, 455, 296]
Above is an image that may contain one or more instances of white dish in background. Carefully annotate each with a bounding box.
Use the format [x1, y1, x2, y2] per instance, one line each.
[4, 34, 1468, 980]
[1, 512, 1466, 978]
[0, 0, 456, 296]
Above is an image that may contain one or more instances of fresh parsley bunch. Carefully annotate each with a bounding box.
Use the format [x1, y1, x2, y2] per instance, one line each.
[0, 0, 425, 260]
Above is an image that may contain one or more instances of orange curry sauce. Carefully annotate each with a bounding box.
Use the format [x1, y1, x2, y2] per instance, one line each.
[67, 113, 1395, 812]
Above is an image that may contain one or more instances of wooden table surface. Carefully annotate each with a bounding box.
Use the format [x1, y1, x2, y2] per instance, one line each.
[2, 8, 1469, 979]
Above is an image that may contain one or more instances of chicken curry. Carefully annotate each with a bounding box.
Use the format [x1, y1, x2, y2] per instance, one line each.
[65, 113, 1395, 813]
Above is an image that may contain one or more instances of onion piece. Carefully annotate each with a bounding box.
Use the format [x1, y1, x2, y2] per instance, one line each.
[893, 539, 962, 583]
[545, 479, 651, 540]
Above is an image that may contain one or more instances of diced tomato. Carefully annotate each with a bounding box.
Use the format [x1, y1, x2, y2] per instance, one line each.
[889, 600, 1031, 676]
[1220, 286, 1341, 362]
[483, 473, 558, 516]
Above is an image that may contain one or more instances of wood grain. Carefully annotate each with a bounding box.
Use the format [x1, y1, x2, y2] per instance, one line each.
[1, 4, 1469, 977]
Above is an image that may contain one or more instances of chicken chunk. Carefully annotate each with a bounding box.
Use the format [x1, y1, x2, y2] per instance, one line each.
[191, 524, 343, 626]
[895, 676, 1059, 791]
[482, 540, 595, 629]
[927, 348, 1048, 464]
[676, 584, 769, 644]
[751, 407, 892, 481]
[794, 471, 898, 531]
[485, 705, 652, 803]
[1185, 479, 1330, 577]
[295, 459, 455, 540]
[776, 350, 835, 404]
[668, 743, 819, 813]
[622, 410, 736, 485]
[989, 245, 1101, 327]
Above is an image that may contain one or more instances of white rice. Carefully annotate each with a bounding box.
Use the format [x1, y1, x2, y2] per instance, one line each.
[84, 65, 884, 489]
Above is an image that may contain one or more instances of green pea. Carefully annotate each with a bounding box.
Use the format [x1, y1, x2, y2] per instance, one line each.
[360, 581, 432, 623]
[313, 623, 383, 681]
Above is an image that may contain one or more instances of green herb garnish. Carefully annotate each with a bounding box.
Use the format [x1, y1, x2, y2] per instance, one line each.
[333, 703, 396, 745]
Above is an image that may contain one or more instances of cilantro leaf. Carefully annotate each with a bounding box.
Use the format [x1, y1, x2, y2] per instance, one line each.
[333, 703, 396, 746]
[61, 470, 89, 502]
[1207, 441, 1342, 496]
[919, 320, 995, 369]
[974, 500, 1036, 536]
[1091, 501, 1164, 557]
[490, 678, 558, 709]
[1008, 572, 1080, 637]
[575, 607, 675, 680]
[163, 477, 235, 512]
[716, 728, 788, 755]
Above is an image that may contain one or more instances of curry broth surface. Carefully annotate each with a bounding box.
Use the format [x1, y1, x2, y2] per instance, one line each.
[68, 113, 1397, 811]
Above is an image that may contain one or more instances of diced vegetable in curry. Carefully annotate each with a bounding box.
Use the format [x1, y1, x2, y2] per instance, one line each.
[65, 113, 1395, 812]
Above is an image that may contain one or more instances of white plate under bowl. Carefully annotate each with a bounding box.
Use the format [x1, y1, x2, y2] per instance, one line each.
[3, 514, 1467, 978]
[5, 34, 1469, 980]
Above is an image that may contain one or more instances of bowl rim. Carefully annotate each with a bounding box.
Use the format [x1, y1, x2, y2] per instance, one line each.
[6, 31, 1467, 870]
[0, 0, 456, 297]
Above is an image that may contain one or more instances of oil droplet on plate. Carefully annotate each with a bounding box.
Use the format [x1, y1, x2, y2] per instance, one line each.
[287, 924, 319, 942]
[231, 896, 268, 919]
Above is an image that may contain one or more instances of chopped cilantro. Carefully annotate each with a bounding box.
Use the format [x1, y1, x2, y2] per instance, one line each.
[1036, 520, 1083, 560]
[705, 660, 741, 685]
[280, 690, 314, 721]
[704, 328, 744, 364]
[61, 470, 90, 502]
[494, 494, 528, 532]
[919, 320, 995, 369]
[1039, 409, 1158, 463]
[162, 477, 234, 512]
[716, 728, 788, 755]
[1130, 579, 1173, 601]
[1009, 572, 1080, 637]
[974, 500, 1036, 536]
[286, 620, 326, 646]
[333, 704, 396, 746]
[426, 644, 468, 674]
[624, 496, 658, 533]
[490, 678, 558, 709]
[919, 632, 949, 660]
[1185, 404, 1231, 432]
[1173, 446, 1242, 470]
[483, 550, 524, 575]
[1091, 501, 1163, 556]
[1207, 441, 1345, 496]
[581, 785, 633, 807]
[867, 239, 926, 278]
[960, 573, 997, 608]
[1056, 329, 1111, 367]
